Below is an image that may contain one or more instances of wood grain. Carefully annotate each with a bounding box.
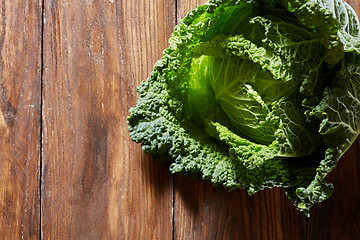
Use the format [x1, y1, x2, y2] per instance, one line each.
[305, 3, 360, 240]
[173, 1, 359, 240]
[174, 1, 306, 240]
[41, 1, 176, 239]
[174, 178, 307, 240]
[177, 0, 205, 20]
[308, 140, 360, 239]
[0, 1, 42, 239]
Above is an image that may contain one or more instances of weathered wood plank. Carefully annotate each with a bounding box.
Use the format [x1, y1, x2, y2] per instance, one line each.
[347, 0, 360, 11]
[306, 3, 360, 240]
[177, 0, 205, 20]
[174, 1, 307, 239]
[41, 1, 176, 239]
[0, 1, 42, 239]
[174, 178, 307, 240]
[308, 140, 360, 239]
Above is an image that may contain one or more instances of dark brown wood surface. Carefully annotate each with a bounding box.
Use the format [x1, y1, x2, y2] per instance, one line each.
[0, 1, 42, 239]
[41, 1, 175, 239]
[0, 0, 359, 239]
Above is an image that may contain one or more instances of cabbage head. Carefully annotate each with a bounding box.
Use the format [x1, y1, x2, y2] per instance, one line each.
[128, 0, 360, 215]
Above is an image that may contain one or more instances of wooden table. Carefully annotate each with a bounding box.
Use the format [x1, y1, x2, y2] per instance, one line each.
[0, 0, 359, 239]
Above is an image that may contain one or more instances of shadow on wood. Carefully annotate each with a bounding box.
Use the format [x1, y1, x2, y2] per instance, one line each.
[309, 139, 360, 239]
[139, 153, 174, 198]
[174, 175, 307, 240]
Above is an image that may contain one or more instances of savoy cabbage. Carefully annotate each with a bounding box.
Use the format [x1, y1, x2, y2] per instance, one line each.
[128, 0, 360, 215]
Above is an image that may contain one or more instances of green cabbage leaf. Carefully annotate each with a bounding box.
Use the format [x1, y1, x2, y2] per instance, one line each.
[128, 0, 360, 215]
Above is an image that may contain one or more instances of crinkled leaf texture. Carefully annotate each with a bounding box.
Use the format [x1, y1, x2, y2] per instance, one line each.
[128, 0, 360, 216]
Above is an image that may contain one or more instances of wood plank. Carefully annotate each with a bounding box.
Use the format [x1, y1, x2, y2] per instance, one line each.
[306, 3, 360, 240]
[174, 1, 306, 239]
[0, 1, 42, 239]
[41, 1, 176, 239]
[347, 0, 360, 11]
[308, 139, 360, 239]
[174, 178, 307, 239]
[177, 0, 205, 20]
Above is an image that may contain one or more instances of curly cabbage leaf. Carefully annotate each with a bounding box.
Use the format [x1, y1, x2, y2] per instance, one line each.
[128, 0, 360, 216]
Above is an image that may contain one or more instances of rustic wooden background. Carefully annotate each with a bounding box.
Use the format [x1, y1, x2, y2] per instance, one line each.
[0, 0, 359, 239]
